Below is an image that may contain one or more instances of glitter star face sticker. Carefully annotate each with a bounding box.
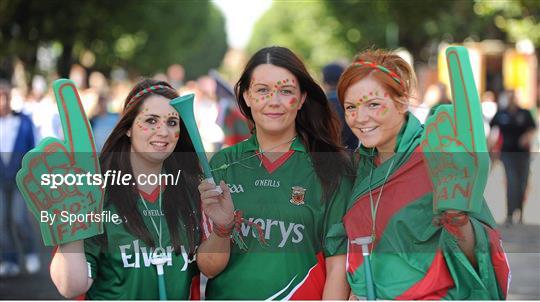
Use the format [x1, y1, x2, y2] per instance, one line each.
[133, 103, 181, 140]
[128, 96, 183, 164]
[344, 89, 393, 118]
[342, 76, 408, 151]
[247, 77, 300, 108]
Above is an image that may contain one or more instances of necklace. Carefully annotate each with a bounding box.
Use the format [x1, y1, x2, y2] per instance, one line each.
[257, 136, 296, 166]
[367, 151, 395, 252]
[211, 136, 297, 171]
[139, 186, 163, 249]
[139, 186, 170, 300]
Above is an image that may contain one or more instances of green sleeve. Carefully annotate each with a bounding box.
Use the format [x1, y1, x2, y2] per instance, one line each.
[440, 217, 506, 299]
[323, 177, 353, 257]
[84, 235, 102, 279]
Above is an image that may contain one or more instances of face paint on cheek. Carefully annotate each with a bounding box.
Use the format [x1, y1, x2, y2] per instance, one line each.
[288, 97, 299, 108]
[377, 104, 389, 117]
[174, 130, 180, 139]
[135, 117, 145, 130]
[346, 111, 357, 119]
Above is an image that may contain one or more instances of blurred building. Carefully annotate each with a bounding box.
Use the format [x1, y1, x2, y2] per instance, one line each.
[436, 40, 538, 110]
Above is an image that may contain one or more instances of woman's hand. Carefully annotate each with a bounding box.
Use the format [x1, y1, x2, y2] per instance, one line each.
[198, 180, 234, 227]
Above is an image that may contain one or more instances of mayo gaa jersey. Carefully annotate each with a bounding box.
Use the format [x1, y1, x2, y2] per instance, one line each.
[84, 187, 199, 300]
[203, 135, 350, 300]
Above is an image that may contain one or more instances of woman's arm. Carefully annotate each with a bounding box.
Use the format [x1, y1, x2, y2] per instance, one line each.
[196, 180, 235, 278]
[456, 219, 477, 266]
[445, 210, 477, 267]
[197, 232, 231, 278]
[50, 240, 93, 298]
[322, 254, 350, 300]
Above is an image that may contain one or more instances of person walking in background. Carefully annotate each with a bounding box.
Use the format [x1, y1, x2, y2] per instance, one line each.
[0, 79, 41, 276]
[212, 70, 251, 148]
[89, 94, 119, 152]
[490, 90, 537, 226]
[195, 76, 224, 152]
[23, 75, 62, 141]
[322, 63, 358, 150]
[481, 90, 498, 137]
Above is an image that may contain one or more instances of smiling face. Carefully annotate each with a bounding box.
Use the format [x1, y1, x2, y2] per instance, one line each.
[243, 64, 305, 138]
[127, 95, 180, 165]
[343, 76, 406, 154]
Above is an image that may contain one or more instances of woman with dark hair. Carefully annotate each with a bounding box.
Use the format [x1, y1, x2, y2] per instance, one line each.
[50, 79, 202, 299]
[336, 49, 509, 299]
[197, 46, 353, 300]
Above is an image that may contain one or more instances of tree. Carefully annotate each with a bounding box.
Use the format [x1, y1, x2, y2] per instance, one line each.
[0, 0, 228, 81]
[247, 0, 352, 73]
[473, 0, 540, 47]
[322, 0, 504, 62]
[0, 0, 128, 78]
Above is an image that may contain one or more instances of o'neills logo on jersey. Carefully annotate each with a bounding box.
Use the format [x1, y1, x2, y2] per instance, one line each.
[227, 184, 244, 193]
[142, 209, 164, 217]
[119, 240, 195, 271]
[240, 217, 305, 248]
[254, 179, 280, 188]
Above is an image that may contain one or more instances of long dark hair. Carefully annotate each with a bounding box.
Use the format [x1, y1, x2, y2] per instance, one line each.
[235, 46, 353, 201]
[100, 79, 202, 255]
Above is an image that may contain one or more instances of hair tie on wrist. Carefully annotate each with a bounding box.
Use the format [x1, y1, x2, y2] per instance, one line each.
[433, 211, 469, 240]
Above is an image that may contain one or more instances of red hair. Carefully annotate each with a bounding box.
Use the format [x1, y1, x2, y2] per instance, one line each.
[337, 49, 417, 107]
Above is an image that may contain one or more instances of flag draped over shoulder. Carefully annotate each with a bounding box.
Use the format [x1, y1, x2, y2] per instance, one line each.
[342, 113, 510, 300]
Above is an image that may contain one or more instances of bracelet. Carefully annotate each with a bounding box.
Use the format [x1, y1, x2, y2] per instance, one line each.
[213, 216, 235, 238]
[433, 211, 470, 240]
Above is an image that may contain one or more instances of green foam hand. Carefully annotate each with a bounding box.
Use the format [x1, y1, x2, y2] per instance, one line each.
[16, 79, 104, 246]
[421, 46, 489, 214]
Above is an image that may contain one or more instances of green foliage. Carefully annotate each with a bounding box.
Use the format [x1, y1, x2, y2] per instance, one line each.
[247, 0, 352, 72]
[0, 0, 228, 80]
[474, 0, 540, 46]
[322, 0, 503, 61]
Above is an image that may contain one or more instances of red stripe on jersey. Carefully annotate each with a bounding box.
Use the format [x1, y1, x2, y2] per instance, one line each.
[138, 184, 163, 203]
[288, 252, 326, 300]
[189, 274, 201, 300]
[395, 249, 454, 300]
[256, 150, 295, 174]
[485, 226, 511, 298]
[344, 149, 432, 265]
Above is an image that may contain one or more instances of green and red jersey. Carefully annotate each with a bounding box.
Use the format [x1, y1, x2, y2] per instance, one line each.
[203, 135, 351, 300]
[337, 114, 510, 299]
[84, 186, 200, 300]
